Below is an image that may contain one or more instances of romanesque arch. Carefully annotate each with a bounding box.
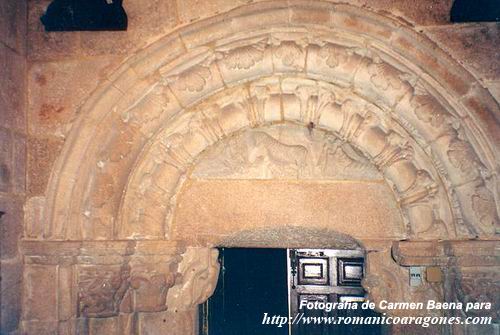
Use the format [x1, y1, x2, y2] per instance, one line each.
[22, 1, 499, 333]
[36, 1, 498, 242]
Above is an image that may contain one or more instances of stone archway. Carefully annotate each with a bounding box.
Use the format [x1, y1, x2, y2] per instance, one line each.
[21, 1, 499, 334]
[35, 1, 498, 242]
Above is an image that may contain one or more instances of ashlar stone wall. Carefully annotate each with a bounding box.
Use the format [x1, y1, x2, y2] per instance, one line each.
[0, 0, 27, 333]
[0, 0, 498, 334]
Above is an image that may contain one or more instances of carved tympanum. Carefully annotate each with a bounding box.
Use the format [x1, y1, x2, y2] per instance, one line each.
[192, 124, 382, 180]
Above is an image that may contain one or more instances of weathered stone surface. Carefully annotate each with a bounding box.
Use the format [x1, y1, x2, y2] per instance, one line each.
[138, 310, 196, 335]
[0, 261, 23, 334]
[0, 0, 27, 53]
[486, 80, 500, 104]
[363, 247, 443, 317]
[27, 0, 49, 33]
[28, 57, 122, 137]
[28, 31, 81, 61]
[455, 267, 500, 321]
[27, 136, 64, 195]
[0, 43, 26, 131]
[423, 23, 500, 82]
[0, 194, 23, 259]
[124, 0, 178, 39]
[0, 127, 11, 192]
[173, 179, 405, 243]
[21, 320, 59, 335]
[342, 0, 454, 26]
[221, 226, 363, 249]
[11, 132, 27, 194]
[24, 195, 46, 238]
[176, 0, 246, 23]
[23, 264, 57, 321]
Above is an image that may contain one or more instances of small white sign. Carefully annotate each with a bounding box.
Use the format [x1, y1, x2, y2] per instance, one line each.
[409, 267, 423, 287]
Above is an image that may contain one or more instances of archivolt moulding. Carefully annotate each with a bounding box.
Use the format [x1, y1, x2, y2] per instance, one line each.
[38, 0, 499, 241]
[118, 77, 451, 240]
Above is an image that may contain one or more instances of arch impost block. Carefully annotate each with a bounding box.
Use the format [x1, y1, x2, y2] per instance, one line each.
[392, 240, 500, 267]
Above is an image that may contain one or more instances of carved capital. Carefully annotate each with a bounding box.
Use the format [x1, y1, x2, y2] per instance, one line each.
[77, 265, 130, 318]
[127, 253, 182, 313]
[167, 248, 220, 311]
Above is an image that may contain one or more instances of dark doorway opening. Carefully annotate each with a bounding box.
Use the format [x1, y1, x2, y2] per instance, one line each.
[200, 248, 288, 335]
[200, 248, 381, 335]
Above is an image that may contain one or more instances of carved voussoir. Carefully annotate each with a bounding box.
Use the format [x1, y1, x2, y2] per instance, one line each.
[273, 40, 306, 72]
[453, 181, 499, 236]
[163, 53, 224, 107]
[281, 78, 336, 124]
[216, 38, 273, 84]
[432, 127, 484, 185]
[354, 57, 413, 108]
[248, 78, 282, 124]
[307, 42, 363, 86]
